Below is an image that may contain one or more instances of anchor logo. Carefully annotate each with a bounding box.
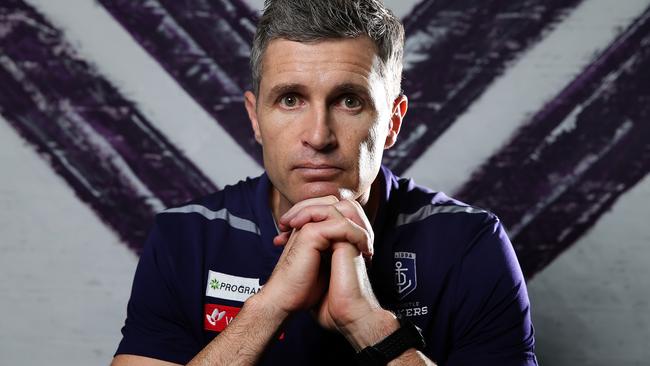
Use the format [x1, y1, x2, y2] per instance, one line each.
[394, 252, 417, 300]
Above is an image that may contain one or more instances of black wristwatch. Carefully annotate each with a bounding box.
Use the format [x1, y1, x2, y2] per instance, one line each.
[355, 317, 426, 365]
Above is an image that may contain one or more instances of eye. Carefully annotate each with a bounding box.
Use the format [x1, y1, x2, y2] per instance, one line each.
[340, 95, 362, 110]
[279, 94, 300, 108]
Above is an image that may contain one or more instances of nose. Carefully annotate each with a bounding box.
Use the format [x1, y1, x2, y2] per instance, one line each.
[301, 103, 337, 152]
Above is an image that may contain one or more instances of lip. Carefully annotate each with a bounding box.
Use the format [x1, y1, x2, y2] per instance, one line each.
[292, 163, 342, 179]
[293, 163, 340, 169]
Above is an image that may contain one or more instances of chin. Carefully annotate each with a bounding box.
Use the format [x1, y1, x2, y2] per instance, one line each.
[295, 182, 357, 202]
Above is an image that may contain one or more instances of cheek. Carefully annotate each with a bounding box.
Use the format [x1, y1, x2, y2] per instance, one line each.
[362, 122, 385, 155]
[258, 116, 289, 155]
[258, 124, 286, 178]
[262, 142, 288, 176]
[356, 123, 385, 173]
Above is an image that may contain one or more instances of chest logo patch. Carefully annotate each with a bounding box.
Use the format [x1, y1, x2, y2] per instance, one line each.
[394, 252, 417, 300]
[205, 270, 262, 303]
[204, 303, 241, 332]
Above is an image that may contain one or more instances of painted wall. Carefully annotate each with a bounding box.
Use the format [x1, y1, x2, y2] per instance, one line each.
[0, 0, 648, 364]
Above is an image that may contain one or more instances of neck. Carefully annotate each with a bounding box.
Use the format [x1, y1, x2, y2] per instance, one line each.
[270, 188, 291, 228]
[363, 178, 381, 224]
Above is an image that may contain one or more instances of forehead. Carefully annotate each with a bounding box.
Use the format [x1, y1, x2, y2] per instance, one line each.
[259, 37, 382, 94]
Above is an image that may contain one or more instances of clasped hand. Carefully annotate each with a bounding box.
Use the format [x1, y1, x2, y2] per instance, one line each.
[259, 195, 382, 334]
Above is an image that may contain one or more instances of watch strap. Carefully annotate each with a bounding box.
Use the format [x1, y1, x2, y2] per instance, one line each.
[355, 317, 426, 365]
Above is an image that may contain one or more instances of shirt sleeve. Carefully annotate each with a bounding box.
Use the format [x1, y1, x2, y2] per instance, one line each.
[115, 216, 199, 364]
[445, 217, 538, 366]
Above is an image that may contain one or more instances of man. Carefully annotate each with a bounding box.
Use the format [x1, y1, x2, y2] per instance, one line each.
[113, 0, 537, 365]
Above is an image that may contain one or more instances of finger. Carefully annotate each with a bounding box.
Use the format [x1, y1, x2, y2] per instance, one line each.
[334, 200, 372, 235]
[301, 218, 373, 258]
[273, 231, 291, 246]
[334, 200, 374, 257]
[284, 222, 334, 254]
[286, 198, 372, 243]
[288, 206, 373, 258]
[330, 241, 376, 299]
[280, 195, 339, 226]
[281, 198, 374, 249]
[288, 204, 344, 230]
[278, 221, 291, 232]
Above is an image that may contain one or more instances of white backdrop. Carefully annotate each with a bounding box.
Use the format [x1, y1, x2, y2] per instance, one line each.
[1, 1, 648, 365]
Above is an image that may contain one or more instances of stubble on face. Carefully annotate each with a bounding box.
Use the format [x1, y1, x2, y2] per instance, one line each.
[247, 37, 394, 219]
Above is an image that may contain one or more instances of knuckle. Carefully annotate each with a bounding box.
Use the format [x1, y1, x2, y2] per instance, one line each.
[364, 228, 373, 246]
[349, 218, 372, 245]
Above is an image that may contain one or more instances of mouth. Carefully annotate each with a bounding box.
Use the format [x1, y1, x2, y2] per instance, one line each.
[292, 163, 343, 180]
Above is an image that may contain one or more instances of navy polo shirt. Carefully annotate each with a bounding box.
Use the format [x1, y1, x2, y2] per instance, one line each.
[116, 166, 537, 365]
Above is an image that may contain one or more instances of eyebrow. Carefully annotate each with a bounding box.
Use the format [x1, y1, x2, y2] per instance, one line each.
[267, 83, 306, 100]
[331, 83, 370, 97]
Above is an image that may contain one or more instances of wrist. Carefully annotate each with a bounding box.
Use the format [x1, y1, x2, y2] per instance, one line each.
[246, 290, 291, 325]
[340, 308, 400, 351]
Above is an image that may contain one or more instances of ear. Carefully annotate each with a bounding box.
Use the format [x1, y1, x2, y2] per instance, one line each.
[384, 94, 408, 149]
[244, 90, 263, 145]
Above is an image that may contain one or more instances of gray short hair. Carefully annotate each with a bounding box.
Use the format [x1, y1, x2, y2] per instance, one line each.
[250, 0, 405, 100]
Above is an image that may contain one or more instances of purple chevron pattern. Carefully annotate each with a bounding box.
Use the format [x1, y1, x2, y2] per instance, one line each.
[456, 7, 650, 278]
[97, 0, 263, 164]
[390, 0, 584, 173]
[0, 0, 217, 252]
[0, 0, 648, 279]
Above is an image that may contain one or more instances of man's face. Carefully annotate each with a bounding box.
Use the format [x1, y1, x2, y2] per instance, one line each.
[245, 36, 405, 209]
